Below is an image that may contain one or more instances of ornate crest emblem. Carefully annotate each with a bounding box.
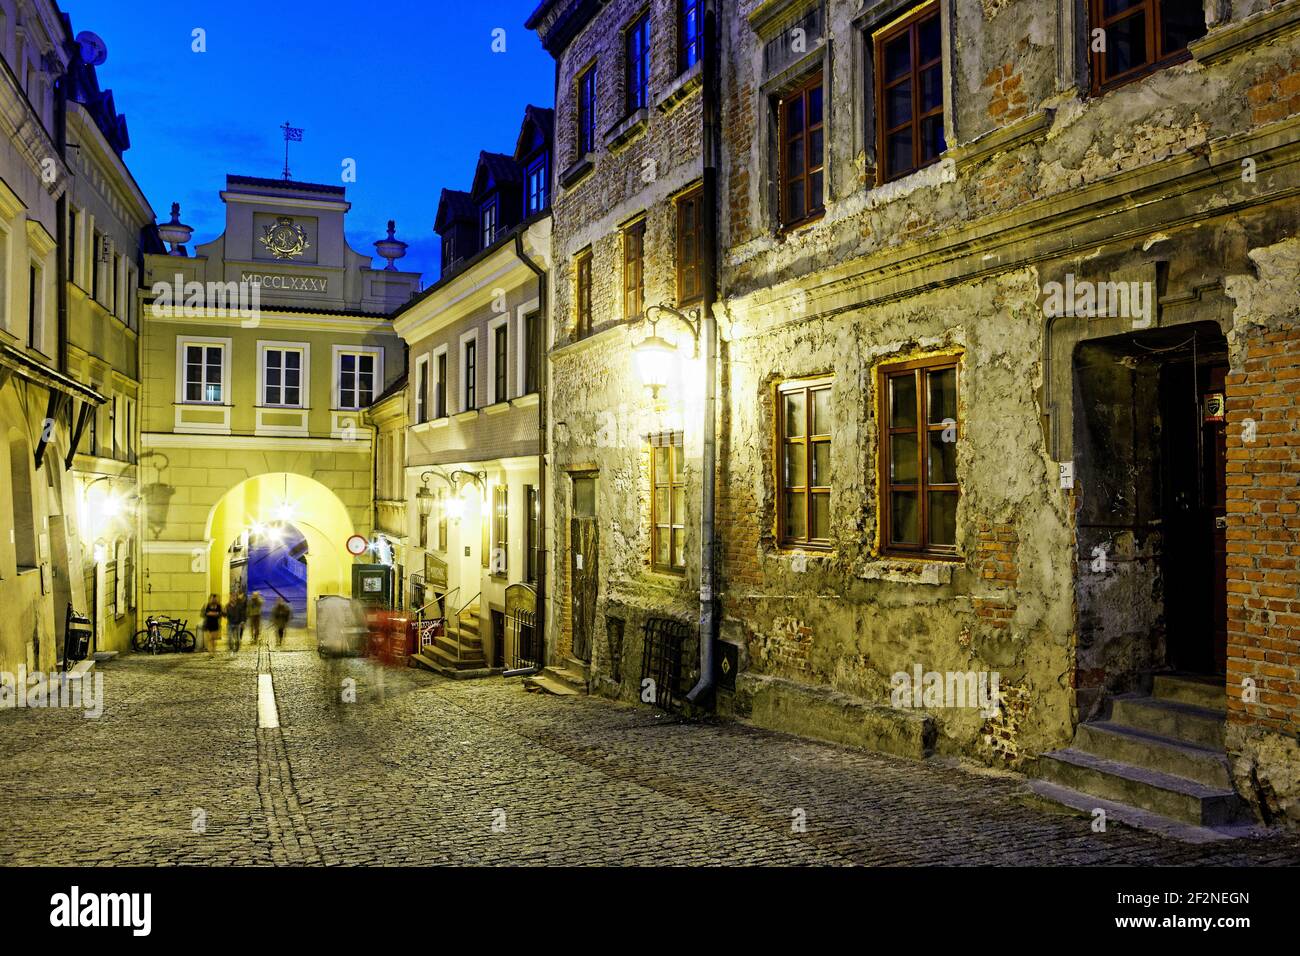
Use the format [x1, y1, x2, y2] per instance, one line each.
[259, 216, 311, 259]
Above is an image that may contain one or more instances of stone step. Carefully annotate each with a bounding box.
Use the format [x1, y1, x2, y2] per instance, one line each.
[1152, 674, 1225, 712]
[543, 664, 588, 693]
[1109, 695, 1226, 749]
[409, 653, 498, 681]
[1034, 748, 1245, 827]
[523, 673, 581, 696]
[430, 633, 481, 659]
[423, 642, 485, 670]
[1073, 721, 1231, 789]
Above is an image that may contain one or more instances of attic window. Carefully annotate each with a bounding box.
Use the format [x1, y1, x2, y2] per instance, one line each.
[481, 198, 499, 248]
[527, 154, 548, 214]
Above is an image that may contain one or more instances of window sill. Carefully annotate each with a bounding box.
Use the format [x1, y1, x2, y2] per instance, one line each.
[1189, 3, 1300, 65]
[482, 401, 511, 416]
[511, 392, 540, 409]
[453, 409, 479, 424]
[1089, 50, 1195, 97]
[777, 210, 825, 238]
[858, 557, 956, 586]
[559, 155, 594, 189]
[657, 62, 702, 113]
[604, 108, 649, 151]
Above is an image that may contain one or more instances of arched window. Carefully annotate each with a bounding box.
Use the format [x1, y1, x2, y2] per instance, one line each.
[8, 432, 37, 569]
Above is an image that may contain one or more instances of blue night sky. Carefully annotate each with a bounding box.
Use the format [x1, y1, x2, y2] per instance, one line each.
[59, 0, 554, 285]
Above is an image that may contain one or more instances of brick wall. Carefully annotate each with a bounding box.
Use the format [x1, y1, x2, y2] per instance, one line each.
[972, 520, 1019, 632]
[1225, 327, 1300, 737]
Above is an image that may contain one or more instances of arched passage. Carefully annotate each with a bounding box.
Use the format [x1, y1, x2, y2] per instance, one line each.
[204, 473, 356, 628]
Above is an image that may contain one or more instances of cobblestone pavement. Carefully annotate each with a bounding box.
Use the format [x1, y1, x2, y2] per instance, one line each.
[2, 646, 1299, 866]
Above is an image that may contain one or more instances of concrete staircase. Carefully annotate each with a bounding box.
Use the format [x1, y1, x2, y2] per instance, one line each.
[524, 656, 589, 696]
[1032, 674, 1248, 834]
[411, 604, 496, 680]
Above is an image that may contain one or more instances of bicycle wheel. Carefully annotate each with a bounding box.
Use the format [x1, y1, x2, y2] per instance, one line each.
[177, 630, 197, 653]
[132, 629, 151, 652]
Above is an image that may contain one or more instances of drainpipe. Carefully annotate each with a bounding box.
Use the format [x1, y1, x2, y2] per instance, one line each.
[507, 228, 547, 678]
[686, 2, 721, 707]
[55, 65, 69, 375]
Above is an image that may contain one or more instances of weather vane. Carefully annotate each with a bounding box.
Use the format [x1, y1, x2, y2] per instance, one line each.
[280, 121, 303, 181]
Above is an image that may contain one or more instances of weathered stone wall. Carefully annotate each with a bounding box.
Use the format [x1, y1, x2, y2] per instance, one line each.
[715, 0, 1300, 770]
[543, 0, 706, 682]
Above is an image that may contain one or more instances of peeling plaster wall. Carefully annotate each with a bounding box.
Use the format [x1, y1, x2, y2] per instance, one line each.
[719, 268, 1077, 760]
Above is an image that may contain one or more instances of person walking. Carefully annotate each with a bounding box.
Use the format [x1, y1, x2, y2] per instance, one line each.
[201, 594, 224, 656]
[248, 591, 264, 645]
[226, 589, 247, 653]
[271, 596, 292, 649]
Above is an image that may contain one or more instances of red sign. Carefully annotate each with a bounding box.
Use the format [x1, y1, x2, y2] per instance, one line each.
[346, 534, 369, 556]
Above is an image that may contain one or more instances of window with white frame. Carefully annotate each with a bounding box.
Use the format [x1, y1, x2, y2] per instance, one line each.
[337, 348, 379, 409]
[415, 354, 430, 423]
[434, 346, 448, 418]
[489, 317, 509, 405]
[460, 332, 478, 411]
[183, 342, 226, 403]
[261, 344, 306, 407]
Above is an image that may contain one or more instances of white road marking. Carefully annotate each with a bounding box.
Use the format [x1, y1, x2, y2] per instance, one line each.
[257, 672, 279, 729]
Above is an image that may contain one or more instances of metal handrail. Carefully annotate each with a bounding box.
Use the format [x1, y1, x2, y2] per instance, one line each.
[451, 592, 481, 662]
[416, 587, 458, 657]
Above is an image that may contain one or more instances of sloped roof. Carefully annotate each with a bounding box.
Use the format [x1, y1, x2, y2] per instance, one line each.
[471, 151, 522, 199]
[514, 105, 555, 162]
[434, 188, 475, 231]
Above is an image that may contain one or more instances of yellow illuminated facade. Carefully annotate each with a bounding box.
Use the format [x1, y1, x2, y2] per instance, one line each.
[136, 176, 417, 628]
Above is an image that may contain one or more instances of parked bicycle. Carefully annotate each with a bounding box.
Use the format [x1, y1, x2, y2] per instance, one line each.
[131, 615, 197, 654]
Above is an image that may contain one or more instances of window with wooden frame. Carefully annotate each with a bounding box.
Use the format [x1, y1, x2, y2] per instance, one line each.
[676, 186, 704, 306]
[874, 2, 945, 185]
[626, 12, 651, 113]
[491, 484, 508, 576]
[650, 434, 686, 573]
[777, 378, 832, 547]
[878, 355, 960, 558]
[525, 484, 539, 584]
[679, 0, 702, 73]
[778, 72, 825, 229]
[623, 217, 646, 321]
[577, 63, 598, 156]
[575, 248, 593, 337]
[1088, 0, 1206, 94]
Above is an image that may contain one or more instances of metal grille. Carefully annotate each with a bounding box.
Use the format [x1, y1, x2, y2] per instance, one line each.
[640, 616, 691, 710]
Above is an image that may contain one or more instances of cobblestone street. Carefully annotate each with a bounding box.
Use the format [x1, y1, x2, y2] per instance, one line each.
[3, 647, 1299, 867]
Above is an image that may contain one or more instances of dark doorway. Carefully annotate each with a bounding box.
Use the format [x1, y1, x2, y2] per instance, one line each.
[1160, 357, 1228, 674]
[234, 523, 309, 627]
[1073, 322, 1229, 698]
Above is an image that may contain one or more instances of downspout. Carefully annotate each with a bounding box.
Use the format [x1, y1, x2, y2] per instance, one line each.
[55, 65, 69, 375]
[686, 1, 720, 706]
[506, 228, 548, 678]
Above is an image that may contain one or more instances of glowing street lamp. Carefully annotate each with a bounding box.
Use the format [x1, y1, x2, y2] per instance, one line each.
[635, 305, 701, 400]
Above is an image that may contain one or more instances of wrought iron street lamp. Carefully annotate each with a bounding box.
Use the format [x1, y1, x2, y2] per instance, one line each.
[635, 304, 701, 399]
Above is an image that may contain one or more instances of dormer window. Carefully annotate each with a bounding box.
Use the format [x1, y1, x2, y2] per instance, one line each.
[526, 154, 549, 215]
[481, 198, 499, 248]
[442, 232, 457, 270]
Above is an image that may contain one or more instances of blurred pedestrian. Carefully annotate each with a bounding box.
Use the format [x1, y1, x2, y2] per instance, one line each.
[271, 596, 292, 649]
[201, 594, 223, 656]
[226, 589, 247, 653]
[248, 591, 264, 645]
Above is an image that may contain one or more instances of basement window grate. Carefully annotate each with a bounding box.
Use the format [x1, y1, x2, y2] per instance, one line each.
[640, 616, 691, 710]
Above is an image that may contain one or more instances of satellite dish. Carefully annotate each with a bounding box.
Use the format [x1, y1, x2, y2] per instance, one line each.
[75, 31, 107, 66]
